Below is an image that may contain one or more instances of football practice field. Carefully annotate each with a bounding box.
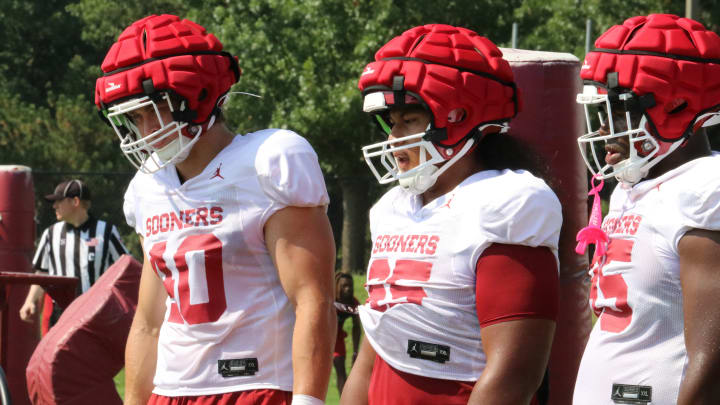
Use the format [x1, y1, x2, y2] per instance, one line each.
[114, 273, 368, 404]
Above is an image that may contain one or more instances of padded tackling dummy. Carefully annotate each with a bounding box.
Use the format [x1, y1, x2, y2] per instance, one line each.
[501, 48, 591, 405]
[26, 254, 141, 405]
[0, 165, 36, 405]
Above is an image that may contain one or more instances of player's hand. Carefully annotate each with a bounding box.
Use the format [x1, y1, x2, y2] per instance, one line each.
[19, 301, 37, 323]
[334, 301, 358, 314]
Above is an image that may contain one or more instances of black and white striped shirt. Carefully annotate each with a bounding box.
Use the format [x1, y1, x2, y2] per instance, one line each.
[32, 216, 128, 294]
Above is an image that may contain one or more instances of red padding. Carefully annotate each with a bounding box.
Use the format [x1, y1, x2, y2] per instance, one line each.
[476, 244, 559, 328]
[42, 293, 53, 336]
[26, 255, 141, 405]
[502, 48, 592, 405]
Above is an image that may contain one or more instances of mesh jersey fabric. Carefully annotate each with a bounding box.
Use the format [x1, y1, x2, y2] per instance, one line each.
[358, 169, 561, 381]
[123, 129, 329, 396]
[573, 153, 720, 404]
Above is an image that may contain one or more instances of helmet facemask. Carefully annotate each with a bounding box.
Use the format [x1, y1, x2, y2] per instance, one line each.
[361, 91, 482, 195]
[104, 92, 205, 174]
[95, 15, 241, 174]
[356, 25, 520, 194]
[576, 85, 682, 186]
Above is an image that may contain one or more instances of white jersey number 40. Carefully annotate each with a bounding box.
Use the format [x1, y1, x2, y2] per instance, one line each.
[149, 233, 228, 325]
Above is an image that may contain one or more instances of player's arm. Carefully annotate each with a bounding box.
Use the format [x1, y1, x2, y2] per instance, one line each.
[19, 272, 46, 323]
[339, 337, 376, 405]
[677, 229, 720, 405]
[124, 236, 167, 405]
[469, 244, 558, 405]
[266, 205, 336, 402]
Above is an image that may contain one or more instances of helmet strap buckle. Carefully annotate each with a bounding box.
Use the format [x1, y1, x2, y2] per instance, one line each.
[392, 76, 406, 107]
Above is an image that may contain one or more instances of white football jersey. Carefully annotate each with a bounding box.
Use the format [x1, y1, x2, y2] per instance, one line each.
[573, 154, 720, 405]
[124, 129, 329, 396]
[358, 169, 561, 381]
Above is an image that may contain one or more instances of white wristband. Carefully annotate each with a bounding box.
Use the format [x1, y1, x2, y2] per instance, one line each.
[291, 394, 325, 405]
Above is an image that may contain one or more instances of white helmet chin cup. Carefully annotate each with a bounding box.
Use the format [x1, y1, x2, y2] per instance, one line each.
[155, 135, 194, 164]
[398, 165, 439, 195]
[362, 131, 476, 194]
[576, 85, 682, 186]
[611, 159, 646, 185]
[106, 93, 203, 174]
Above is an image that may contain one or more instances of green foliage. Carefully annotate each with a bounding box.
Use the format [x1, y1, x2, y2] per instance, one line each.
[514, 0, 687, 59]
[0, 0, 96, 105]
[184, 0, 523, 179]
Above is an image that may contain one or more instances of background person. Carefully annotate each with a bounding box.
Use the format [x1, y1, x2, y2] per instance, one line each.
[572, 14, 720, 405]
[332, 272, 360, 395]
[19, 178, 128, 333]
[94, 14, 336, 405]
[341, 24, 562, 405]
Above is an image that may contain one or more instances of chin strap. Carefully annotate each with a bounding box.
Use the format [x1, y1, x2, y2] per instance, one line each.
[400, 137, 476, 195]
[614, 137, 684, 186]
[399, 164, 439, 194]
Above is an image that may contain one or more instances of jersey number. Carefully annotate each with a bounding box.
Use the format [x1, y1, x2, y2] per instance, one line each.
[149, 233, 227, 325]
[589, 239, 634, 333]
[366, 259, 432, 312]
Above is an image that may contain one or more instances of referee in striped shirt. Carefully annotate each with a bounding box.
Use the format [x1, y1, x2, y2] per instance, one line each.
[19, 179, 128, 330]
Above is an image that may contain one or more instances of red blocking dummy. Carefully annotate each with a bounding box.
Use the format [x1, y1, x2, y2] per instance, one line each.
[26, 255, 141, 405]
[502, 48, 592, 405]
[0, 165, 36, 405]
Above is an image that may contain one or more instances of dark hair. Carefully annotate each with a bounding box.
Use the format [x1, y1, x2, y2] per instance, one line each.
[335, 272, 353, 285]
[473, 131, 554, 187]
[335, 272, 354, 299]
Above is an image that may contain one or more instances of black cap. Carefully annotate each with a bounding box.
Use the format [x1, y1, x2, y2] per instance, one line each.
[44, 179, 91, 202]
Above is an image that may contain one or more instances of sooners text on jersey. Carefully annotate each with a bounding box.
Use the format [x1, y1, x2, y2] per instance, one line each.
[359, 169, 561, 381]
[124, 129, 329, 396]
[574, 155, 720, 404]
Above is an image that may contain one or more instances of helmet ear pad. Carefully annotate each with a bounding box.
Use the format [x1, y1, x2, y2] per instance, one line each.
[580, 14, 720, 142]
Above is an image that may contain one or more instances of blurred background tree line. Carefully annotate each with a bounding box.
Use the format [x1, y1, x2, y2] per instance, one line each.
[0, 0, 716, 271]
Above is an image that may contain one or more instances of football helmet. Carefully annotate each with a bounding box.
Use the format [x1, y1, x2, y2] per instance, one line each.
[358, 24, 520, 194]
[95, 14, 240, 173]
[578, 14, 720, 185]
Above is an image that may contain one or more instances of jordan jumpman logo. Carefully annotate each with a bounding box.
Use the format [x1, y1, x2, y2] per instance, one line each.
[211, 163, 225, 180]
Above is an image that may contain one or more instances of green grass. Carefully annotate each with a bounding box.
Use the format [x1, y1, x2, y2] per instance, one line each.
[114, 370, 124, 399]
[115, 273, 368, 405]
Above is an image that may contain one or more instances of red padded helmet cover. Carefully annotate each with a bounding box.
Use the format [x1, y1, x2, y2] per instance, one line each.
[581, 14, 720, 141]
[358, 24, 520, 147]
[94, 14, 239, 125]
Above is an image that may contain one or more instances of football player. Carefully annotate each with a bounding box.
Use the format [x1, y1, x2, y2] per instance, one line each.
[94, 15, 336, 405]
[332, 272, 360, 395]
[572, 14, 720, 405]
[340, 24, 562, 405]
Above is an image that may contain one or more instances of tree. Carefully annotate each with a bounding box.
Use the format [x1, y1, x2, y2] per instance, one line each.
[189, 0, 520, 272]
[513, 0, 686, 60]
[0, 0, 198, 258]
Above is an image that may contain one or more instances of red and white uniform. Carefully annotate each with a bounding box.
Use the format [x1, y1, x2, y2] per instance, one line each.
[573, 155, 720, 405]
[358, 169, 561, 381]
[123, 129, 329, 396]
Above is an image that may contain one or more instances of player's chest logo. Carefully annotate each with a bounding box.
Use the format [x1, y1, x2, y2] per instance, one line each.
[210, 163, 225, 180]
